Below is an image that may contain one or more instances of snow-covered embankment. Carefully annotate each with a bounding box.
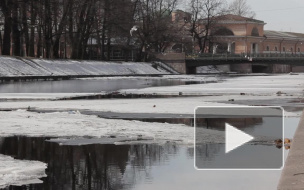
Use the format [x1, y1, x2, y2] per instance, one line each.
[0, 56, 173, 77]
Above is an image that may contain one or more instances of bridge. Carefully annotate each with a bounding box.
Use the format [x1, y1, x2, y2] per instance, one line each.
[186, 53, 304, 74]
[186, 53, 304, 66]
[155, 53, 304, 74]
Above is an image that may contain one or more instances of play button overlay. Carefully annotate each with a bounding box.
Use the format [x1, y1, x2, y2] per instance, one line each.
[194, 106, 284, 170]
[225, 123, 254, 153]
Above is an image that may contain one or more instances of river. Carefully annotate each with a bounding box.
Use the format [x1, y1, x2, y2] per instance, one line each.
[0, 75, 302, 190]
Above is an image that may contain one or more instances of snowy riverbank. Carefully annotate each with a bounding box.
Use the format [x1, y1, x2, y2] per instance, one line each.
[0, 56, 172, 77]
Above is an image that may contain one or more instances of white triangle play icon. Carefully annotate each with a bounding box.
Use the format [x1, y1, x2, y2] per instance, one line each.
[225, 123, 254, 153]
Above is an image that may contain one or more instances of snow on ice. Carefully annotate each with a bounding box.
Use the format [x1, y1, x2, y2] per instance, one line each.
[0, 154, 47, 188]
[0, 109, 218, 144]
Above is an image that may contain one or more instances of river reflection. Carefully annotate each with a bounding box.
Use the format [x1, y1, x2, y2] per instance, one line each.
[0, 136, 179, 190]
[0, 118, 299, 190]
[197, 117, 283, 138]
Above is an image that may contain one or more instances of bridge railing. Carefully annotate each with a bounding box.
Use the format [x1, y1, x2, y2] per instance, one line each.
[186, 52, 304, 59]
[251, 52, 304, 58]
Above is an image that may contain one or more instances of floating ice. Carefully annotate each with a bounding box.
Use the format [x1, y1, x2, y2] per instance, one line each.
[0, 154, 47, 188]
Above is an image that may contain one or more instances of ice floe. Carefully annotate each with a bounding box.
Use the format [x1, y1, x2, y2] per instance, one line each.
[0, 154, 46, 188]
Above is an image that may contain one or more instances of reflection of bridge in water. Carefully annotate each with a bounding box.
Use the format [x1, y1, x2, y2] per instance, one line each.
[155, 52, 304, 74]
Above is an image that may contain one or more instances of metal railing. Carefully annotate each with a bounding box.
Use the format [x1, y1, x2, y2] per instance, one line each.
[186, 52, 304, 59]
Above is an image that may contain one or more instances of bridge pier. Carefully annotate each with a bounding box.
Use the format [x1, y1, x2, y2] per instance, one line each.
[292, 66, 304, 72]
[154, 53, 187, 74]
[272, 64, 292, 73]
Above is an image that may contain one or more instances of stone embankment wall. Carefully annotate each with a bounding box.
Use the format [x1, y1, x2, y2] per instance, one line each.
[154, 53, 186, 74]
[278, 110, 304, 189]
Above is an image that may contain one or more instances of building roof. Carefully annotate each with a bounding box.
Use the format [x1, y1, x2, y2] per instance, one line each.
[199, 14, 265, 25]
[216, 14, 264, 24]
[286, 32, 304, 38]
[264, 30, 304, 40]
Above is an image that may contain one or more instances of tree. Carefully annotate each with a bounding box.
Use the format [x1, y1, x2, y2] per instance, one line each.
[188, 0, 226, 53]
[133, 0, 178, 61]
[228, 0, 256, 18]
[0, 0, 180, 60]
[68, 0, 96, 59]
[52, 0, 73, 58]
[0, 0, 13, 55]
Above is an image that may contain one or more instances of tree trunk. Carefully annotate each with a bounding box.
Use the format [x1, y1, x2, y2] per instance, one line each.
[12, 1, 21, 56]
[28, 0, 36, 57]
[136, 42, 145, 62]
[101, 18, 106, 60]
[22, 1, 29, 56]
[37, 19, 42, 57]
[0, 29, 3, 53]
[53, 0, 72, 58]
[71, 2, 88, 59]
[44, 0, 52, 58]
[2, 12, 12, 55]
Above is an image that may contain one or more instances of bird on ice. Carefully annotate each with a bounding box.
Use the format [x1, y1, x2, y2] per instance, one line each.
[130, 26, 138, 36]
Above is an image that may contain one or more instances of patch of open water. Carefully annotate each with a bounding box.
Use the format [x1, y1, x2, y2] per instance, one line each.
[0, 78, 213, 93]
[0, 117, 299, 190]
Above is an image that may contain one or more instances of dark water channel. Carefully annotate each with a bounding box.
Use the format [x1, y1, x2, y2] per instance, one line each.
[0, 117, 300, 190]
[0, 78, 206, 93]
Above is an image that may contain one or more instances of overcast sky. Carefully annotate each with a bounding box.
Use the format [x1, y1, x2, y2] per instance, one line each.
[178, 0, 304, 33]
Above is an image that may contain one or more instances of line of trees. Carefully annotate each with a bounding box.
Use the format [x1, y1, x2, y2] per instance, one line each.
[0, 0, 255, 61]
[0, 0, 136, 60]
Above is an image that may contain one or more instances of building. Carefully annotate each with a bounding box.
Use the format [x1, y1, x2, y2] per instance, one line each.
[170, 11, 304, 56]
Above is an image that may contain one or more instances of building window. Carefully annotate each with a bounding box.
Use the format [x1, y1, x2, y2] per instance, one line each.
[212, 27, 234, 36]
[283, 47, 286, 52]
[251, 27, 259, 36]
[266, 46, 270, 51]
[298, 48, 301, 52]
[275, 47, 278, 51]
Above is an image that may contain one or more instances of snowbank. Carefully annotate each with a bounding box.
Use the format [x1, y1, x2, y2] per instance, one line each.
[120, 74, 304, 96]
[161, 74, 220, 82]
[0, 109, 201, 144]
[0, 110, 279, 146]
[0, 154, 46, 188]
[0, 93, 97, 100]
[0, 56, 172, 77]
[0, 95, 300, 117]
[0, 74, 302, 117]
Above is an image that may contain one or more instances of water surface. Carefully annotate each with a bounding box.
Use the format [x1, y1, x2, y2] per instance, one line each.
[0, 78, 189, 93]
[1, 118, 299, 190]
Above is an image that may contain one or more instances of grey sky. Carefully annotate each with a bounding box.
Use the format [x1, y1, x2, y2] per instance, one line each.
[244, 0, 304, 33]
[178, 0, 304, 33]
